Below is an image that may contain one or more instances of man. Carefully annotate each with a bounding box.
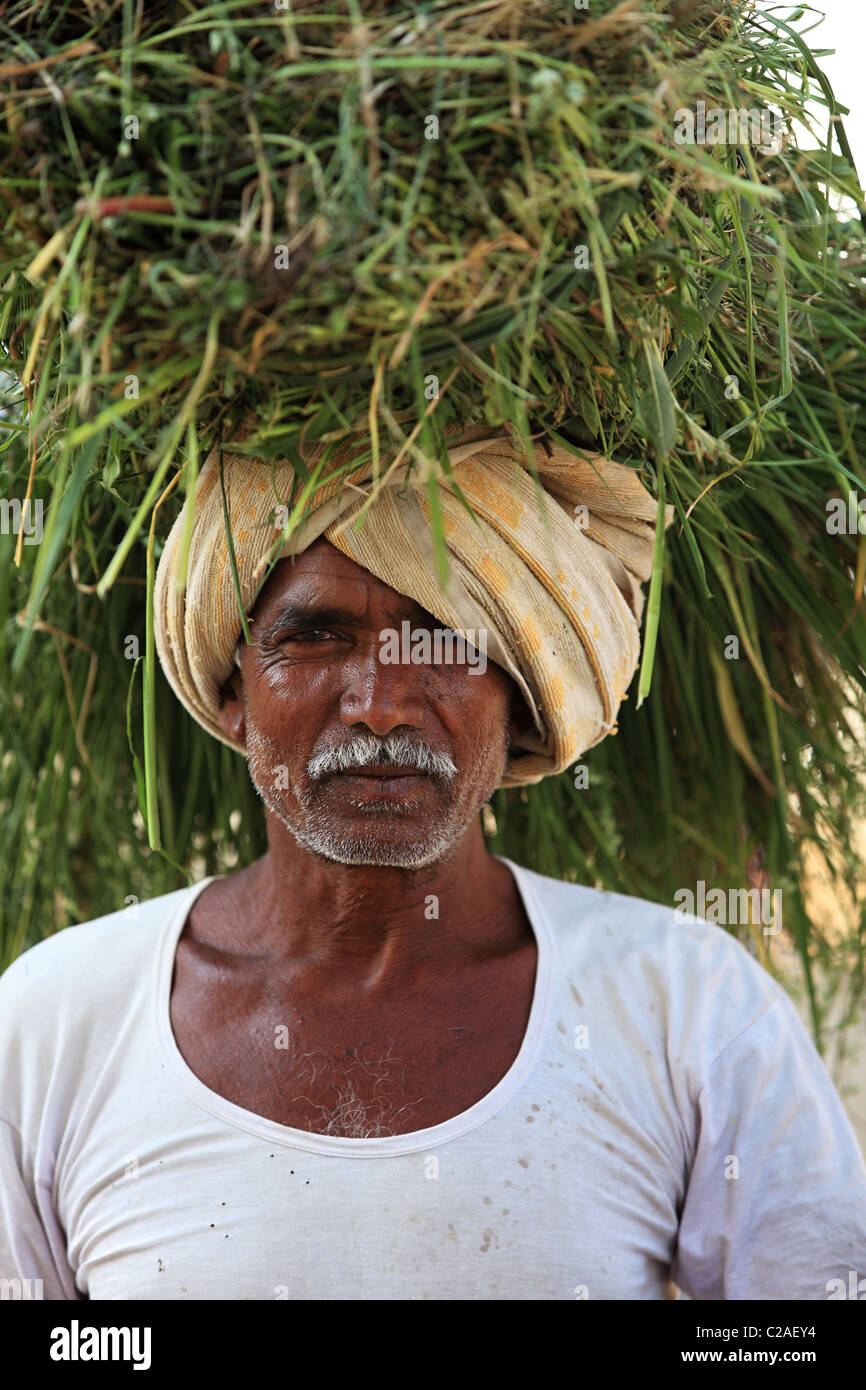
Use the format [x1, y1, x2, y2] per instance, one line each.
[1, 425, 865, 1300]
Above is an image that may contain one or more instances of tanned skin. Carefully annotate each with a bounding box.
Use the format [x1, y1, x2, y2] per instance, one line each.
[169, 537, 539, 1136]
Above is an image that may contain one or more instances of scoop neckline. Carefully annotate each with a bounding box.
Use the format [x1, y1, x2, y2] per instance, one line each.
[155, 855, 555, 1157]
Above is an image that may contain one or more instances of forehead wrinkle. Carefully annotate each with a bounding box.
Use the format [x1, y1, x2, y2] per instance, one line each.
[250, 569, 428, 639]
[259, 572, 370, 617]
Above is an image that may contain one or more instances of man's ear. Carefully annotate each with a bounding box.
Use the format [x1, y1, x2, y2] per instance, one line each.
[217, 664, 246, 745]
[506, 686, 535, 749]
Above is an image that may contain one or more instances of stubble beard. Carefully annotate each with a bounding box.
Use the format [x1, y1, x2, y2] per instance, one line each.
[244, 720, 507, 870]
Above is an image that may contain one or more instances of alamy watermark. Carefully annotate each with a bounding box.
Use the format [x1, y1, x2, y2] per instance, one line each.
[0, 1276, 44, 1299]
[826, 492, 866, 534]
[0, 497, 43, 545]
[49, 1320, 151, 1370]
[379, 621, 488, 675]
[826, 1270, 866, 1299]
[674, 100, 784, 156]
[674, 880, 782, 935]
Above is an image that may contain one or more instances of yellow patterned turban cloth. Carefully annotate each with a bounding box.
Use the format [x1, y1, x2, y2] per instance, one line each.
[154, 420, 673, 788]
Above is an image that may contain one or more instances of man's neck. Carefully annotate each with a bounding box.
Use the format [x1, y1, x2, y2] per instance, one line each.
[211, 816, 526, 1001]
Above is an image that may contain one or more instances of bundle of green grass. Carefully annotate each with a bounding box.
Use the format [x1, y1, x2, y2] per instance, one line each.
[1, 0, 865, 1043]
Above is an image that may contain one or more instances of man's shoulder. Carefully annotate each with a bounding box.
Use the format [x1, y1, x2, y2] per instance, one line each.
[508, 858, 788, 1019]
[0, 883, 197, 1011]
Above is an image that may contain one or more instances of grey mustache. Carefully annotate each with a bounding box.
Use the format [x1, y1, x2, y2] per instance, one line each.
[308, 733, 458, 781]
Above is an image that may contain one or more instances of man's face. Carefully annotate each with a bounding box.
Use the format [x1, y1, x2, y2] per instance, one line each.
[218, 537, 528, 869]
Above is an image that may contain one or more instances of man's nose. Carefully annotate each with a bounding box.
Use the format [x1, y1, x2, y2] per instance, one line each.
[339, 635, 425, 735]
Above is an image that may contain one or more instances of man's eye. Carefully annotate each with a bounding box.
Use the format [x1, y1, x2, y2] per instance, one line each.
[283, 629, 337, 643]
